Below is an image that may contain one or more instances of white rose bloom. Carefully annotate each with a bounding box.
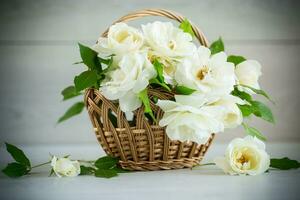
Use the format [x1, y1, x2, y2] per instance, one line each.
[214, 136, 270, 176]
[93, 23, 144, 60]
[209, 95, 245, 129]
[142, 21, 197, 83]
[142, 21, 195, 59]
[101, 52, 156, 119]
[157, 94, 224, 144]
[175, 46, 235, 96]
[235, 60, 262, 91]
[51, 156, 80, 177]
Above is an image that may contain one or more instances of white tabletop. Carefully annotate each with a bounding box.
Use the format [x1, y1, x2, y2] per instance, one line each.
[0, 143, 299, 200]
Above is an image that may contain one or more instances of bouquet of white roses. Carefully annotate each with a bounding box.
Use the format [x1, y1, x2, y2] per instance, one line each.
[60, 20, 273, 144]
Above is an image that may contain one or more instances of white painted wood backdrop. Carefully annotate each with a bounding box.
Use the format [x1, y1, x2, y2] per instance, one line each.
[0, 0, 299, 145]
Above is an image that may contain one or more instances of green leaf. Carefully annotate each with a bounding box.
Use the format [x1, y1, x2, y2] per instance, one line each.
[242, 123, 267, 141]
[2, 162, 30, 178]
[74, 55, 113, 70]
[270, 157, 300, 170]
[227, 55, 246, 66]
[149, 59, 171, 92]
[80, 165, 95, 175]
[237, 104, 253, 117]
[58, 102, 85, 123]
[250, 101, 275, 123]
[74, 70, 98, 92]
[240, 85, 274, 103]
[175, 85, 196, 95]
[94, 169, 118, 178]
[61, 86, 81, 101]
[94, 156, 119, 169]
[232, 86, 275, 123]
[209, 37, 224, 55]
[5, 143, 31, 167]
[153, 59, 164, 83]
[138, 89, 156, 122]
[179, 19, 195, 37]
[236, 97, 275, 123]
[100, 56, 115, 74]
[152, 96, 158, 104]
[78, 43, 101, 71]
[231, 87, 252, 102]
[149, 78, 171, 92]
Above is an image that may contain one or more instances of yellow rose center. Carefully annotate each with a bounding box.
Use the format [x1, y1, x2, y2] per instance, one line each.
[116, 31, 130, 43]
[237, 155, 248, 164]
[196, 66, 209, 80]
[224, 113, 238, 124]
[234, 148, 258, 170]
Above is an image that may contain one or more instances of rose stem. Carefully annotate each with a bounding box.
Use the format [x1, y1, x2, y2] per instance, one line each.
[31, 161, 51, 169]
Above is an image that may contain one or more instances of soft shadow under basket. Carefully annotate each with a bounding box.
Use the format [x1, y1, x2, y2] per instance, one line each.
[84, 9, 215, 171]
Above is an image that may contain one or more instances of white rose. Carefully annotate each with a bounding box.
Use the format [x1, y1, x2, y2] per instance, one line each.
[142, 21, 196, 59]
[214, 136, 270, 176]
[93, 23, 144, 60]
[101, 52, 156, 119]
[51, 156, 80, 177]
[235, 60, 262, 91]
[175, 46, 235, 96]
[157, 94, 224, 144]
[209, 95, 244, 129]
[142, 21, 197, 83]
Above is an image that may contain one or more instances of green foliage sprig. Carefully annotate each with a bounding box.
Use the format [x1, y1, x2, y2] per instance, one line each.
[149, 59, 171, 92]
[2, 143, 129, 178]
[179, 18, 195, 37]
[208, 39, 275, 141]
[80, 156, 129, 178]
[209, 37, 224, 55]
[2, 143, 31, 177]
[58, 43, 113, 123]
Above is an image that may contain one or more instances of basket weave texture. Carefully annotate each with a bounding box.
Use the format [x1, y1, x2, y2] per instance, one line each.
[84, 9, 215, 171]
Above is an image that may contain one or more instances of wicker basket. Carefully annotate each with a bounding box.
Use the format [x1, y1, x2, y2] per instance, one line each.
[84, 9, 215, 171]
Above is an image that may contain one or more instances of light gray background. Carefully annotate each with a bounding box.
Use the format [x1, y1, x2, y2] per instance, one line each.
[0, 0, 300, 145]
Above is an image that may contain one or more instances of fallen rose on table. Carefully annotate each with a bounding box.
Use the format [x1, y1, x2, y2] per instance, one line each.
[1, 143, 129, 179]
[212, 136, 297, 176]
[2, 139, 299, 178]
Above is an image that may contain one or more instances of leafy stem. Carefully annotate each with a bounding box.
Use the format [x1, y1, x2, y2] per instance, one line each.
[58, 43, 114, 123]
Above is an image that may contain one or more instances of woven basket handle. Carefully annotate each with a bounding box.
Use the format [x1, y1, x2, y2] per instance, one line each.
[100, 8, 209, 47]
